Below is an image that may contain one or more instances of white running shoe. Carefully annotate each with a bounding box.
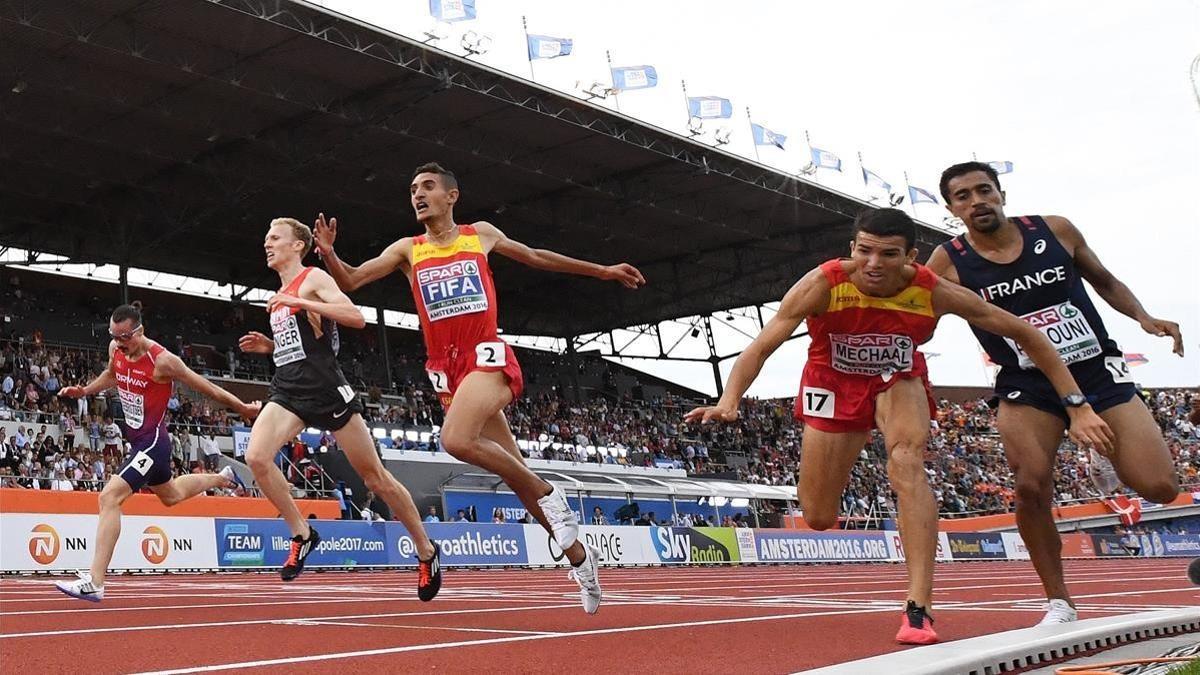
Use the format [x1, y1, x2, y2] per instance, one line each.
[1037, 598, 1077, 625]
[568, 545, 602, 615]
[219, 465, 245, 490]
[1087, 449, 1122, 495]
[537, 485, 579, 549]
[55, 571, 104, 603]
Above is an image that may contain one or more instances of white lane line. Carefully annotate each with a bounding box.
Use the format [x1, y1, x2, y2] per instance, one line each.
[128, 606, 900, 674]
[0, 602, 580, 638]
[274, 620, 559, 636]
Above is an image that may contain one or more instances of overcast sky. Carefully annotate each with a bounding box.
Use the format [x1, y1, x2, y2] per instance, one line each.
[319, 0, 1200, 397]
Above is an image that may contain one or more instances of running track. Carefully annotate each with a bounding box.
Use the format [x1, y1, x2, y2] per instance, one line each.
[2, 559, 1197, 673]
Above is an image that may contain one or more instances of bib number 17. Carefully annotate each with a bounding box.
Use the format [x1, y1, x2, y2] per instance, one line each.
[802, 386, 835, 418]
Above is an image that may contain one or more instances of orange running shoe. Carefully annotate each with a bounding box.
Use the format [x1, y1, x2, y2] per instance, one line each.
[895, 599, 939, 645]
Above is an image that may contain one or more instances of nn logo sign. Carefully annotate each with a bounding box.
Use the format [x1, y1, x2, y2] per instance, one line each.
[141, 526, 193, 564]
[28, 524, 86, 565]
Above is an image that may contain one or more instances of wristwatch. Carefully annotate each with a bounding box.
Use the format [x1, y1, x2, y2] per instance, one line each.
[1061, 393, 1088, 408]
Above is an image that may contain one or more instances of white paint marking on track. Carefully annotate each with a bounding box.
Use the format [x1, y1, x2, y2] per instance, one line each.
[128, 606, 902, 674]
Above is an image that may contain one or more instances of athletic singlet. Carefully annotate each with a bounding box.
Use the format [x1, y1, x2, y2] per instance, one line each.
[113, 341, 172, 445]
[805, 259, 940, 378]
[269, 267, 351, 399]
[409, 224, 500, 356]
[941, 215, 1118, 371]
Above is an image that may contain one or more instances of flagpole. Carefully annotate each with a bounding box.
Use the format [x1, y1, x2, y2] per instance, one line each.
[521, 15, 535, 81]
[681, 79, 691, 130]
[804, 129, 813, 177]
[904, 171, 917, 217]
[857, 151, 866, 194]
[605, 50, 621, 112]
[746, 106, 761, 162]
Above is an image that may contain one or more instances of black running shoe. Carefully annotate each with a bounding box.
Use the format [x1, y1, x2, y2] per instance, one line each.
[417, 542, 442, 602]
[281, 526, 320, 582]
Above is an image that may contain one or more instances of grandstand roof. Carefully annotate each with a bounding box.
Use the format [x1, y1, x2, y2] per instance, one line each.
[0, 0, 951, 338]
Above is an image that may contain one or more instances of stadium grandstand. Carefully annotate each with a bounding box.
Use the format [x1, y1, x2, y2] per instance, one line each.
[1, 1, 1197, 673]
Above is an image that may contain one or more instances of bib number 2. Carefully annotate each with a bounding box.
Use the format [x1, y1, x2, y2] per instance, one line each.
[475, 342, 506, 368]
[801, 386, 835, 419]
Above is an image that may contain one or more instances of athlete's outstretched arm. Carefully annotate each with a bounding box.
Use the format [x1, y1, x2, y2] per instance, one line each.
[684, 268, 829, 424]
[932, 277, 1115, 454]
[155, 352, 261, 420]
[267, 267, 366, 329]
[1047, 215, 1183, 356]
[313, 213, 410, 292]
[58, 342, 118, 399]
[476, 221, 646, 289]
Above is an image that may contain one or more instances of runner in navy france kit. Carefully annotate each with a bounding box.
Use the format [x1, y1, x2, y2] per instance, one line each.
[927, 161, 1183, 627]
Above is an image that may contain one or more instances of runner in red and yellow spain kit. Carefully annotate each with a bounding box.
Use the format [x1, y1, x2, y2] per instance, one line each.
[686, 208, 1113, 645]
[315, 162, 645, 614]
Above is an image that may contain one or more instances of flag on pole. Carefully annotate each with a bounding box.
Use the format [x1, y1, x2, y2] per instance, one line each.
[810, 147, 842, 171]
[861, 167, 891, 193]
[527, 34, 573, 60]
[429, 0, 476, 22]
[751, 123, 787, 149]
[1124, 353, 1149, 367]
[987, 160, 1014, 174]
[687, 96, 732, 119]
[610, 65, 658, 91]
[908, 185, 939, 205]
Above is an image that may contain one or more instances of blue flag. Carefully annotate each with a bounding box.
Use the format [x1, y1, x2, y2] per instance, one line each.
[908, 185, 939, 205]
[687, 96, 733, 119]
[861, 167, 891, 193]
[610, 65, 658, 91]
[751, 123, 787, 149]
[527, 34, 573, 60]
[987, 160, 1014, 174]
[429, 0, 476, 22]
[810, 147, 842, 172]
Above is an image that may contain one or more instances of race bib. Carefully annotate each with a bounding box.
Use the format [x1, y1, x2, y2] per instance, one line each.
[270, 308, 307, 367]
[801, 386, 835, 418]
[475, 342, 507, 367]
[128, 450, 153, 476]
[1005, 302, 1101, 369]
[427, 370, 450, 394]
[829, 334, 915, 377]
[118, 389, 145, 430]
[1104, 356, 1133, 384]
[417, 260, 489, 322]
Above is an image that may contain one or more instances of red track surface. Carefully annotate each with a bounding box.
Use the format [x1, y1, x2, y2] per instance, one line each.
[2, 559, 1197, 673]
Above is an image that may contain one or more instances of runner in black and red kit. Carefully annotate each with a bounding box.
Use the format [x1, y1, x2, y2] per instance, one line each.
[238, 218, 441, 598]
[55, 304, 260, 602]
[315, 162, 645, 614]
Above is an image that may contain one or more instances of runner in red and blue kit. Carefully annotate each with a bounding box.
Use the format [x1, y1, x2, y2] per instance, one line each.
[927, 161, 1183, 626]
[55, 304, 260, 602]
[688, 208, 1113, 645]
[315, 161, 646, 614]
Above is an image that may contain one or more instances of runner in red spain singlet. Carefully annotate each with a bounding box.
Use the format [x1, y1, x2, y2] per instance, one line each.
[314, 162, 646, 615]
[797, 259, 939, 432]
[409, 224, 522, 409]
[687, 208, 1113, 646]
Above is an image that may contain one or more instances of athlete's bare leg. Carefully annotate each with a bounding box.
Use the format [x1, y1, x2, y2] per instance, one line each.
[441, 370, 586, 564]
[333, 414, 436, 560]
[1100, 397, 1179, 503]
[89, 475, 133, 587]
[996, 402, 1072, 604]
[243, 402, 308, 538]
[148, 473, 233, 507]
[875, 377, 936, 609]
[795, 428, 869, 530]
[481, 409, 524, 463]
